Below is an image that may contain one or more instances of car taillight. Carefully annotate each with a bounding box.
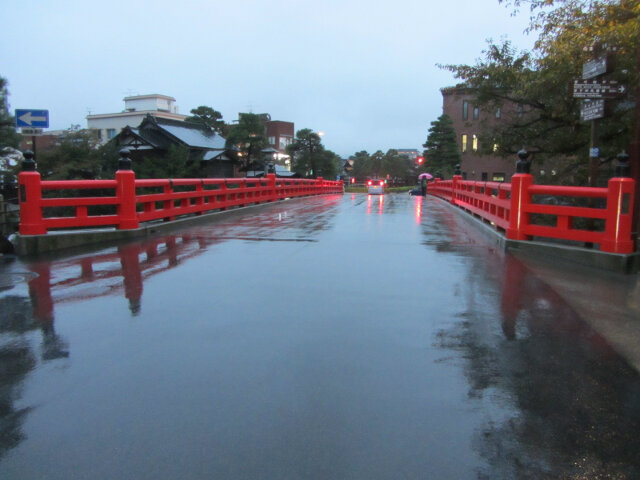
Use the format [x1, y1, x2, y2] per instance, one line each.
[379, 181, 384, 186]
[367, 180, 372, 186]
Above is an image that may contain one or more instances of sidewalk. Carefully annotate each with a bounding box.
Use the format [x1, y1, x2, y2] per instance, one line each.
[514, 250, 640, 372]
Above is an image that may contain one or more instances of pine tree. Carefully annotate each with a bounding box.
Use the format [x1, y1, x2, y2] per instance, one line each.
[422, 114, 461, 175]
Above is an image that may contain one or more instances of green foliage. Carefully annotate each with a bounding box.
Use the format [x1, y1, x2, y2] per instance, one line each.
[186, 106, 227, 135]
[225, 113, 267, 170]
[350, 151, 371, 180]
[287, 129, 322, 177]
[350, 149, 414, 183]
[286, 128, 342, 179]
[441, 0, 639, 180]
[134, 145, 199, 179]
[36, 129, 105, 180]
[422, 114, 461, 176]
[0, 76, 21, 149]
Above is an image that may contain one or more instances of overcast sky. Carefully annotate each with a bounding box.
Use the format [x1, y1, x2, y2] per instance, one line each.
[1, 0, 535, 157]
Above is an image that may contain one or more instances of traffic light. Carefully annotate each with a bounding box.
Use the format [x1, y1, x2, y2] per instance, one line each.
[416, 156, 424, 165]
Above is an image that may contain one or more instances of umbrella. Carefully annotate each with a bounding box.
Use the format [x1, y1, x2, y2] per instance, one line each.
[418, 173, 433, 180]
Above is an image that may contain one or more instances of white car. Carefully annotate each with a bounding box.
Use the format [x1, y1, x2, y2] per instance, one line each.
[367, 179, 385, 194]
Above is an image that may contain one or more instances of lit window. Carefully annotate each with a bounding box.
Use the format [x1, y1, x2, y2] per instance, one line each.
[461, 134, 468, 152]
[462, 101, 469, 120]
[472, 135, 478, 152]
[493, 143, 499, 152]
[492, 173, 505, 182]
[473, 106, 479, 120]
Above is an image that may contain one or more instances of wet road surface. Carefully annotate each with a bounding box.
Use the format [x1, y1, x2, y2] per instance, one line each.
[1, 193, 640, 479]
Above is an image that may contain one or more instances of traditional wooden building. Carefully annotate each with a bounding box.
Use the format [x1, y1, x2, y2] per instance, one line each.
[114, 115, 237, 177]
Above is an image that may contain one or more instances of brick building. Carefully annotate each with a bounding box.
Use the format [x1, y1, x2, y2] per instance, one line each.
[441, 87, 516, 182]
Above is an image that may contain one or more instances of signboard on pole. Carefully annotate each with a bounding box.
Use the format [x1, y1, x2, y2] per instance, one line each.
[580, 99, 605, 121]
[20, 128, 44, 135]
[582, 56, 608, 80]
[15, 109, 49, 128]
[573, 80, 626, 99]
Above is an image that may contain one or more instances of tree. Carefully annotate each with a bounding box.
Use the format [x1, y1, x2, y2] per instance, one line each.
[315, 149, 342, 179]
[351, 151, 371, 180]
[382, 149, 414, 184]
[225, 113, 267, 171]
[186, 106, 227, 135]
[36, 128, 105, 180]
[287, 129, 324, 177]
[133, 145, 198, 179]
[422, 114, 462, 176]
[441, 0, 639, 183]
[0, 76, 21, 150]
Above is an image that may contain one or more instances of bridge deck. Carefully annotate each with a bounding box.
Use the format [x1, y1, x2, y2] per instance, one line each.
[1, 193, 639, 478]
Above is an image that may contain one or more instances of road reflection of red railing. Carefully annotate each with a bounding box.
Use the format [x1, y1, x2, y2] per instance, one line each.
[430, 201, 616, 353]
[28, 234, 214, 320]
[27, 194, 344, 321]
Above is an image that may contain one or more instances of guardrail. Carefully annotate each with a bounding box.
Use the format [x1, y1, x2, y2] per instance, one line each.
[18, 151, 343, 235]
[428, 172, 636, 254]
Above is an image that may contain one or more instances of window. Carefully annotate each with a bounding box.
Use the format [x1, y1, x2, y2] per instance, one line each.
[461, 134, 468, 152]
[462, 101, 469, 120]
[493, 143, 499, 152]
[481, 172, 488, 181]
[492, 173, 505, 182]
[107, 129, 116, 139]
[268, 136, 276, 145]
[517, 104, 524, 118]
[473, 106, 479, 120]
[495, 107, 502, 119]
[472, 134, 478, 152]
[279, 136, 293, 149]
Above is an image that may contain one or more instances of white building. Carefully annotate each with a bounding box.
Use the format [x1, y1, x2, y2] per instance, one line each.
[87, 94, 187, 144]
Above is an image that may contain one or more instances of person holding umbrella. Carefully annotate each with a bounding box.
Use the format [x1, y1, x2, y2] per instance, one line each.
[418, 173, 433, 196]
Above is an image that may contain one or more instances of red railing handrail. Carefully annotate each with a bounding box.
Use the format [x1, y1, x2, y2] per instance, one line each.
[428, 173, 636, 254]
[18, 170, 344, 236]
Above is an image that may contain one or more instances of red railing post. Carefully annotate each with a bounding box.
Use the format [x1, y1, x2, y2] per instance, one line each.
[18, 150, 47, 235]
[601, 176, 636, 253]
[506, 173, 534, 241]
[451, 175, 462, 205]
[115, 150, 139, 230]
[267, 173, 277, 201]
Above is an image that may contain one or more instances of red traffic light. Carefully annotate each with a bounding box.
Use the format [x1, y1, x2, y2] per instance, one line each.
[416, 156, 424, 164]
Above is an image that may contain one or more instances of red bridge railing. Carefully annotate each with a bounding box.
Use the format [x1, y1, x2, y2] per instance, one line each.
[18, 157, 343, 235]
[428, 173, 636, 254]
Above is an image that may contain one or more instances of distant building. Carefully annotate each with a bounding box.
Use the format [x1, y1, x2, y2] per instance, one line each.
[113, 115, 235, 177]
[396, 149, 420, 161]
[87, 94, 187, 145]
[20, 130, 66, 152]
[441, 87, 515, 182]
[232, 113, 295, 170]
[265, 120, 294, 164]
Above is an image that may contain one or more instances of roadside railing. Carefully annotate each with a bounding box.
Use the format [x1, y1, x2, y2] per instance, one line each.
[18, 150, 344, 235]
[428, 154, 636, 254]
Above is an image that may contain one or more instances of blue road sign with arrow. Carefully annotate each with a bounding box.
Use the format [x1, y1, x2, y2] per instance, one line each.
[15, 109, 49, 128]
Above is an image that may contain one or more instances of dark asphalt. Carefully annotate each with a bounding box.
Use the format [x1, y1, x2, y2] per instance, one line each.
[1, 193, 640, 479]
